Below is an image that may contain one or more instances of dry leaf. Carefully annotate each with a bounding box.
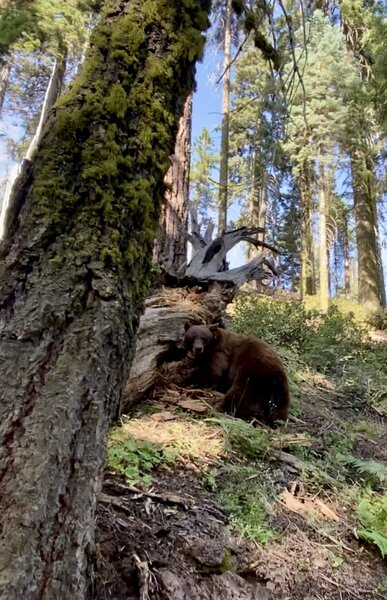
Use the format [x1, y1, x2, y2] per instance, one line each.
[314, 498, 340, 522]
[178, 399, 210, 414]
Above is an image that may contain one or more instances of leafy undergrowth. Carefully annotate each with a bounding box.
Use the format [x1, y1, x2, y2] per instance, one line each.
[95, 296, 387, 600]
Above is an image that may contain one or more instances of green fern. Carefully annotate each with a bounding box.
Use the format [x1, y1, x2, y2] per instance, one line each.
[206, 416, 271, 459]
[337, 453, 386, 485]
[356, 493, 387, 559]
[357, 529, 387, 558]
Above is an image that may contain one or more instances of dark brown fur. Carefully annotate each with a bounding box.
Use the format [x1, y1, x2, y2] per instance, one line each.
[183, 324, 290, 426]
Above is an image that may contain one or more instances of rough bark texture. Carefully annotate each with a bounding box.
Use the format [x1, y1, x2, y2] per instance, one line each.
[340, 11, 384, 311]
[153, 93, 192, 274]
[343, 212, 351, 297]
[217, 0, 232, 233]
[318, 162, 329, 313]
[0, 57, 10, 113]
[0, 1, 210, 598]
[351, 152, 383, 310]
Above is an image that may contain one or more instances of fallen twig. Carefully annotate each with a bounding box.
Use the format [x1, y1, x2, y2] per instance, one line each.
[133, 553, 151, 600]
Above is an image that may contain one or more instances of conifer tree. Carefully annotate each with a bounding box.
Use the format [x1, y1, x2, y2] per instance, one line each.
[284, 10, 356, 310]
[339, 0, 386, 309]
[190, 127, 218, 239]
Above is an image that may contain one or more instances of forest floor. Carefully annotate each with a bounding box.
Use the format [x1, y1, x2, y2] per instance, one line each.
[94, 383, 386, 599]
[93, 299, 387, 600]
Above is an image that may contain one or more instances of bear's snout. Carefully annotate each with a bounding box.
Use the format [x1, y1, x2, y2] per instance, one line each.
[193, 340, 205, 355]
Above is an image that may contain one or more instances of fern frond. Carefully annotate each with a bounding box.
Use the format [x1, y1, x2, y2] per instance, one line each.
[357, 528, 387, 558]
[338, 453, 386, 483]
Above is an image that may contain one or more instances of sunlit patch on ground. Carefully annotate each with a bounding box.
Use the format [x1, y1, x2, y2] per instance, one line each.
[112, 410, 227, 469]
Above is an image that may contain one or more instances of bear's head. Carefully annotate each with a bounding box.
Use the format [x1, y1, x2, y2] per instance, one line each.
[183, 323, 218, 358]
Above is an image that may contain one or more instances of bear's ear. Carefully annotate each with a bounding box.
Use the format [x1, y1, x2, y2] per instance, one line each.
[184, 322, 191, 332]
[209, 324, 219, 334]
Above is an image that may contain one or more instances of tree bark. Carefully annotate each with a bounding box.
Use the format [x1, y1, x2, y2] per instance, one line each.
[153, 93, 192, 274]
[298, 161, 314, 299]
[258, 177, 267, 243]
[0, 56, 10, 113]
[318, 160, 329, 313]
[0, 1, 210, 597]
[217, 0, 232, 234]
[246, 145, 266, 260]
[343, 211, 351, 297]
[351, 151, 382, 310]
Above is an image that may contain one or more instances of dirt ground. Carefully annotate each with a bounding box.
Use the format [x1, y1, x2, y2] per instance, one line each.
[93, 377, 387, 600]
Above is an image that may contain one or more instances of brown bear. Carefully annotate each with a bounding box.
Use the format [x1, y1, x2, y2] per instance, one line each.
[183, 323, 289, 426]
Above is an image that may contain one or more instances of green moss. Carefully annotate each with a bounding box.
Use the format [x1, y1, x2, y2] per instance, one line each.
[23, 0, 210, 301]
[201, 549, 235, 574]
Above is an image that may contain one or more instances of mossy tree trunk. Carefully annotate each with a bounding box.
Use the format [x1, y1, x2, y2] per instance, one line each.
[153, 92, 192, 274]
[0, 0, 210, 598]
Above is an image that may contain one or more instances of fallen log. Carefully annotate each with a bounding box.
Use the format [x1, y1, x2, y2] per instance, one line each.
[120, 284, 233, 412]
[121, 227, 279, 414]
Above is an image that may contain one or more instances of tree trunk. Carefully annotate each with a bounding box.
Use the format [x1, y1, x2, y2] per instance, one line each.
[0, 56, 10, 113]
[338, 8, 383, 311]
[343, 212, 351, 297]
[247, 167, 266, 290]
[0, 51, 67, 240]
[375, 216, 386, 307]
[298, 162, 314, 300]
[318, 160, 329, 313]
[258, 177, 267, 243]
[153, 93, 192, 274]
[217, 0, 232, 234]
[351, 151, 382, 310]
[0, 1, 210, 597]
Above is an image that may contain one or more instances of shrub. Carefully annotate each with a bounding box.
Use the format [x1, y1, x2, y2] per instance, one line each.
[302, 305, 366, 375]
[367, 307, 387, 331]
[231, 296, 308, 351]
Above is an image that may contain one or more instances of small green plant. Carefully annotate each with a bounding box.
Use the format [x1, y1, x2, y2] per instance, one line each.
[356, 491, 387, 558]
[366, 307, 387, 331]
[337, 454, 387, 487]
[107, 432, 175, 486]
[325, 432, 353, 455]
[204, 468, 218, 492]
[330, 553, 344, 568]
[206, 416, 271, 459]
[219, 465, 275, 544]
